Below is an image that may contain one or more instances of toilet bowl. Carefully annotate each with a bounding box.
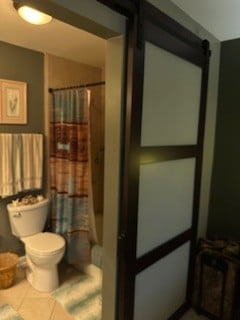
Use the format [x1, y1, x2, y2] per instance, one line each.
[22, 232, 65, 292]
[7, 197, 65, 292]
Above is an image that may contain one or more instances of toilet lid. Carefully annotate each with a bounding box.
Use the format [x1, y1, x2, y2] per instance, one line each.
[23, 232, 65, 256]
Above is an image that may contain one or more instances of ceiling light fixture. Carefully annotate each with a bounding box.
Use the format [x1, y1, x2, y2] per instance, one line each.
[13, 2, 52, 25]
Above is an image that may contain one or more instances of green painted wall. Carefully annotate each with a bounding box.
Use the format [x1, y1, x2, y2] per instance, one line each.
[208, 39, 240, 239]
[0, 41, 44, 254]
[0, 41, 44, 133]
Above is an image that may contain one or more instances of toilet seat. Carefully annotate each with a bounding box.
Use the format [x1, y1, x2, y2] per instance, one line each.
[22, 232, 65, 257]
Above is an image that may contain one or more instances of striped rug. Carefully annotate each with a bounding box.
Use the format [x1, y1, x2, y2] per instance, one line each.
[0, 304, 23, 320]
[52, 264, 102, 320]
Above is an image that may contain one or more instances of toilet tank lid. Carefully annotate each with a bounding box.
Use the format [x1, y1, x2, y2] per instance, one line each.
[7, 198, 49, 212]
[22, 232, 65, 253]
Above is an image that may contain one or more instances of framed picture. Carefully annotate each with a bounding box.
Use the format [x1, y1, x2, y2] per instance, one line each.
[0, 79, 27, 124]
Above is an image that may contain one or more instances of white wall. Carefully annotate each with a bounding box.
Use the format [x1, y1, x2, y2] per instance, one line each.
[103, 36, 125, 320]
[47, 0, 125, 36]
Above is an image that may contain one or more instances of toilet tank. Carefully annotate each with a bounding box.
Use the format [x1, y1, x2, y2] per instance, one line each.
[7, 198, 49, 237]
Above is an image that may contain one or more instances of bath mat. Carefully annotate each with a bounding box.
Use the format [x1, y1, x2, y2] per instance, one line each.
[52, 264, 102, 320]
[0, 304, 23, 320]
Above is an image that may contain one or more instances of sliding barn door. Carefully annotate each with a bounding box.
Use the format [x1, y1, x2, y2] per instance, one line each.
[99, 1, 210, 319]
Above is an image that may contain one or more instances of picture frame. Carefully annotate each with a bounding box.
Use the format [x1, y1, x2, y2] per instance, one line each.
[0, 79, 27, 124]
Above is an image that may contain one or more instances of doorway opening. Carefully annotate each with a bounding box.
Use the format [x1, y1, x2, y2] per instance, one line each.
[0, 1, 125, 319]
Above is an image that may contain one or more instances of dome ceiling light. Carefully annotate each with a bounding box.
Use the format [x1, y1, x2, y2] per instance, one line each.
[13, 2, 52, 25]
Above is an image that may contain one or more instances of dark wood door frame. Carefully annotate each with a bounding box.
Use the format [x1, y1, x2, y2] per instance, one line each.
[97, 0, 137, 16]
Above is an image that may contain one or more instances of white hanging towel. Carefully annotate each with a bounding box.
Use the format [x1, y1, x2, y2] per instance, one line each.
[0, 134, 15, 196]
[21, 134, 43, 191]
[0, 133, 43, 197]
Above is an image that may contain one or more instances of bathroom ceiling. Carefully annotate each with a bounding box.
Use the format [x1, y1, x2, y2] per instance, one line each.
[1, 0, 240, 68]
[0, 0, 106, 69]
[171, 0, 240, 41]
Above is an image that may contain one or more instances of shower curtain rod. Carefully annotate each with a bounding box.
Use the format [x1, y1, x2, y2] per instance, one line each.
[48, 81, 105, 93]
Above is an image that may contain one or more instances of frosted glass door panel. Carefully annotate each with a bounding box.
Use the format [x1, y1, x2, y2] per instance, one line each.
[137, 158, 195, 257]
[141, 42, 202, 146]
[134, 242, 190, 320]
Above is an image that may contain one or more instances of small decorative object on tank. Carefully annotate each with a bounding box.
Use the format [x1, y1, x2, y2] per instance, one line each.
[11, 194, 44, 206]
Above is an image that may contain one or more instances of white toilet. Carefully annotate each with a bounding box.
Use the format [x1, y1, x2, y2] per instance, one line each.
[7, 198, 65, 292]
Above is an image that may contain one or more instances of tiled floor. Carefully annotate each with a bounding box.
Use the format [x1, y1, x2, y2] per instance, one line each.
[0, 264, 76, 320]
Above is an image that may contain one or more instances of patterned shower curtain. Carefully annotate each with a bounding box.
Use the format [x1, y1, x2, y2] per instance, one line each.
[50, 88, 97, 270]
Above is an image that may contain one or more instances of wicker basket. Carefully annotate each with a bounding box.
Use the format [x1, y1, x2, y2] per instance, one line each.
[0, 252, 19, 289]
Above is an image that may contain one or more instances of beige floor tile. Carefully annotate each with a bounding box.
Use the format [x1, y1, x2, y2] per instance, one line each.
[50, 302, 75, 320]
[18, 297, 55, 320]
[25, 284, 52, 298]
